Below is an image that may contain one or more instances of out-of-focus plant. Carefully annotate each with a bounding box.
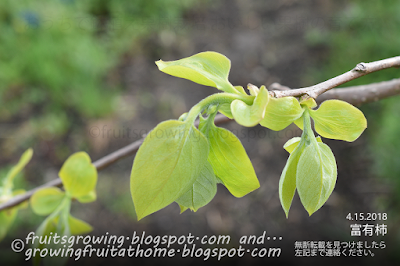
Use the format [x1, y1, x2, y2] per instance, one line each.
[0, 0, 196, 156]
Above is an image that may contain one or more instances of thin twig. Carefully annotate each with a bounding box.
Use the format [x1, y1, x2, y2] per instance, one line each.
[273, 56, 400, 99]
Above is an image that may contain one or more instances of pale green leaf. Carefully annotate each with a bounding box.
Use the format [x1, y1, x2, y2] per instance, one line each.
[130, 120, 209, 220]
[283, 136, 322, 154]
[59, 152, 98, 198]
[156, 51, 236, 93]
[260, 96, 304, 131]
[175, 161, 217, 212]
[296, 142, 337, 215]
[279, 142, 304, 218]
[231, 85, 269, 127]
[30, 187, 66, 216]
[199, 121, 260, 197]
[310, 100, 367, 142]
[3, 148, 33, 190]
[68, 215, 93, 235]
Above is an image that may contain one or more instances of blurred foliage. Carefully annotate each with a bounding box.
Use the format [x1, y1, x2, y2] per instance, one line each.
[304, 0, 400, 202]
[0, 0, 195, 158]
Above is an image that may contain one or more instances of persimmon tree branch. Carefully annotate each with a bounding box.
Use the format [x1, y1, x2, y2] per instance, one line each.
[272, 56, 400, 99]
[1, 57, 400, 212]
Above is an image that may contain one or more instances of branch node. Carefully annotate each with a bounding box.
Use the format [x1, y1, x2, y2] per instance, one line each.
[354, 62, 367, 72]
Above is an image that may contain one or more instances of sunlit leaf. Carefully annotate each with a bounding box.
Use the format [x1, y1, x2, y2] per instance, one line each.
[130, 120, 209, 220]
[260, 96, 303, 131]
[156, 51, 236, 93]
[175, 161, 217, 212]
[296, 142, 337, 215]
[310, 100, 367, 142]
[59, 152, 97, 198]
[30, 187, 65, 216]
[231, 85, 269, 127]
[199, 119, 260, 197]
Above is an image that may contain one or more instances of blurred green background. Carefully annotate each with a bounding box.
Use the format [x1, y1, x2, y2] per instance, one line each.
[1, 0, 399, 265]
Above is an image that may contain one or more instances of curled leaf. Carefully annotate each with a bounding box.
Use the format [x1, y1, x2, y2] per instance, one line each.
[156, 51, 236, 93]
[231, 85, 269, 127]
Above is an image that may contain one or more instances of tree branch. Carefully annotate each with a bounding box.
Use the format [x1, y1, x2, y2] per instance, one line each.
[272, 56, 400, 99]
[1, 58, 400, 212]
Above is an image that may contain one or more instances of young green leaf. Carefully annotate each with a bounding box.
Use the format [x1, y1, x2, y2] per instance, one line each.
[309, 100, 367, 142]
[283, 136, 322, 154]
[59, 152, 97, 198]
[156, 51, 237, 93]
[231, 85, 269, 127]
[260, 96, 304, 131]
[199, 120, 260, 197]
[175, 161, 217, 212]
[279, 141, 304, 218]
[3, 148, 33, 191]
[130, 120, 209, 220]
[68, 215, 93, 235]
[30, 187, 66, 216]
[296, 142, 337, 215]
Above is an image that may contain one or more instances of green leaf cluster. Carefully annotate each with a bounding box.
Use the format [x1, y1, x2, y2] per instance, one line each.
[29, 152, 97, 265]
[131, 51, 368, 220]
[280, 99, 367, 217]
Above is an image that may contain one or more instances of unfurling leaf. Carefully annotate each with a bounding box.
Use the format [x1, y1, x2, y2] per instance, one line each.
[310, 100, 367, 142]
[199, 119, 260, 197]
[175, 162, 217, 212]
[296, 142, 337, 215]
[59, 152, 97, 198]
[30, 187, 66, 216]
[156, 51, 236, 93]
[231, 85, 269, 127]
[260, 96, 304, 131]
[130, 120, 209, 220]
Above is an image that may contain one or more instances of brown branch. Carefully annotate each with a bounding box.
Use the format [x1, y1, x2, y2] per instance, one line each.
[1, 58, 400, 212]
[272, 56, 400, 99]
